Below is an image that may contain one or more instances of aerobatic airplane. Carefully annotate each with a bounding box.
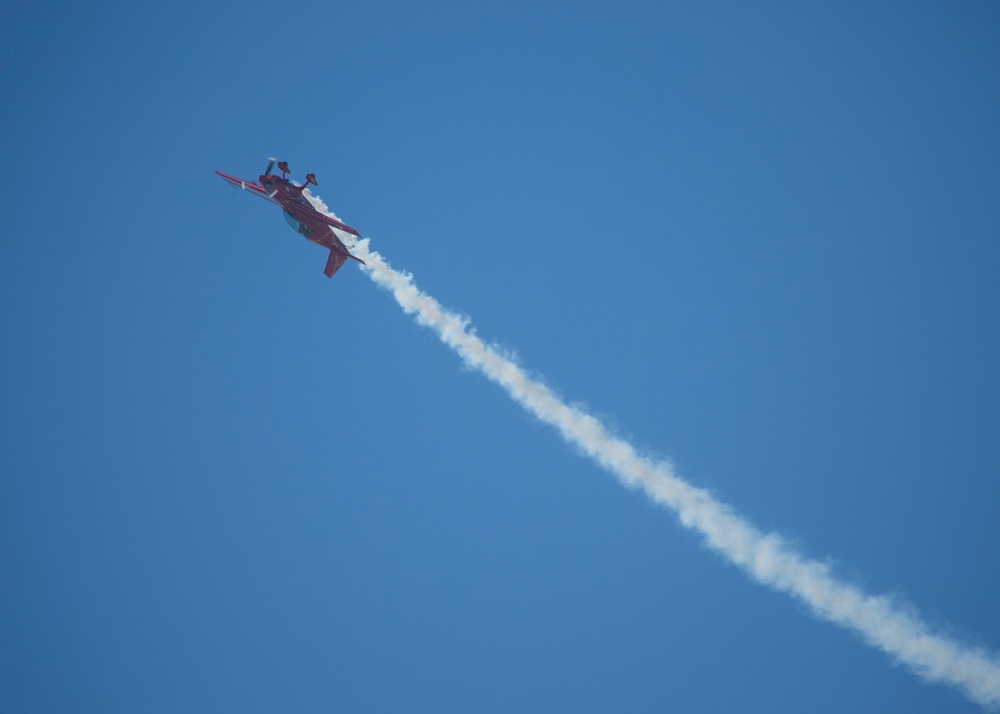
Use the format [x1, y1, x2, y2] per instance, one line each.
[216, 159, 365, 278]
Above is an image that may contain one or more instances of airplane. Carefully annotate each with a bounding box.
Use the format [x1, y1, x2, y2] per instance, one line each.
[216, 159, 365, 278]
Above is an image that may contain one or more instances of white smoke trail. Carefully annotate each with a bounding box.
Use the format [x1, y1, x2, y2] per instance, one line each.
[307, 194, 1000, 709]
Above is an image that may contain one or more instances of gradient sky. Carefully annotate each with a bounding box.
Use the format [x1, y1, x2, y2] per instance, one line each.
[2, 2, 999, 712]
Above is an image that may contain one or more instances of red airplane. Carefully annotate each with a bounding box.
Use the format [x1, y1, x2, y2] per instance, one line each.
[216, 159, 365, 278]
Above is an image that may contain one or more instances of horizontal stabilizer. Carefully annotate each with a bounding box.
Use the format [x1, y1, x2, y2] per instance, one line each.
[324, 249, 349, 278]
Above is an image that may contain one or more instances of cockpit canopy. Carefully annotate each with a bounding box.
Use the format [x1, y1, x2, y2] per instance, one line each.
[283, 210, 309, 236]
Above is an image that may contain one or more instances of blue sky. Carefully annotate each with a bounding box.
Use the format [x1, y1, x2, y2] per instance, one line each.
[2, 1, 999, 711]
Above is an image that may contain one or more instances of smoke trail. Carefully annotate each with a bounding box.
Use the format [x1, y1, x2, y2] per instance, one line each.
[307, 194, 1000, 709]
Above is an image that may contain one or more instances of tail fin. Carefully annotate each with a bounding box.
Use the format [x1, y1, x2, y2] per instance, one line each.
[324, 249, 349, 278]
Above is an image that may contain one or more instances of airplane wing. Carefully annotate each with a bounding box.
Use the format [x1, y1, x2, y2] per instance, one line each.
[299, 202, 361, 237]
[215, 171, 279, 204]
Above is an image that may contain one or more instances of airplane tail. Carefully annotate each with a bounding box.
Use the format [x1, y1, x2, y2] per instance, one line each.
[324, 249, 349, 278]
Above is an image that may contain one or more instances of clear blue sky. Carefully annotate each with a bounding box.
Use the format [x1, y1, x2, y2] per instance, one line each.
[3, 1, 999, 711]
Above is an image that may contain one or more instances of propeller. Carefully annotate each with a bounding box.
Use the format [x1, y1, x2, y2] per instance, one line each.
[263, 157, 276, 177]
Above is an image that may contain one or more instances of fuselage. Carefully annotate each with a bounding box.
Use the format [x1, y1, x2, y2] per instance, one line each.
[257, 174, 327, 246]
